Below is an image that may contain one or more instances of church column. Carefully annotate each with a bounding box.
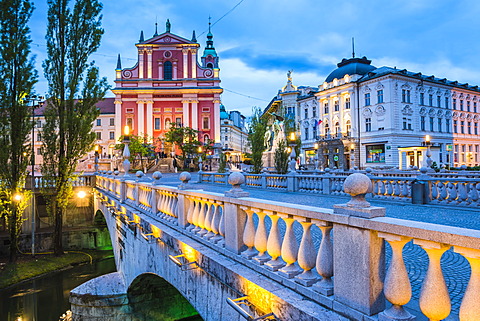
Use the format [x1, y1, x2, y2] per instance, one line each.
[137, 100, 145, 136]
[158, 62, 163, 80]
[146, 100, 153, 140]
[191, 100, 199, 130]
[147, 49, 153, 79]
[173, 61, 178, 80]
[213, 99, 221, 142]
[138, 49, 144, 79]
[191, 49, 197, 79]
[114, 100, 122, 141]
[182, 49, 188, 79]
[182, 100, 190, 128]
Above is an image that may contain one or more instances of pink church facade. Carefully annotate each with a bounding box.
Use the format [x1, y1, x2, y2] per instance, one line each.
[112, 20, 222, 147]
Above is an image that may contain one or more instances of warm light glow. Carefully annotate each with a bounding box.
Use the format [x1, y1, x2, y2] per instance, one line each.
[425, 135, 431, 143]
[314, 143, 319, 150]
[290, 132, 296, 141]
[23, 152, 27, 157]
[94, 145, 99, 151]
[124, 125, 130, 136]
[181, 243, 197, 263]
[350, 143, 355, 149]
[198, 146, 203, 153]
[77, 191, 87, 199]
[13, 194, 22, 202]
[287, 147, 292, 153]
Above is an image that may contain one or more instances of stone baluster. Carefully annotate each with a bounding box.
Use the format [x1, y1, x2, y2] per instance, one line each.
[468, 183, 479, 205]
[185, 198, 195, 229]
[313, 221, 333, 296]
[217, 204, 225, 244]
[197, 200, 209, 236]
[253, 210, 271, 264]
[401, 181, 409, 198]
[378, 233, 415, 321]
[454, 247, 480, 320]
[190, 200, 202, 233]
[295, 218, 317, 286]
[393, 181, 401, 199]
[439, 182, 448, 204]
[197, 200, 212, 236]
[157, 192, 165, 218]
[278, 214, 301, 278]
[386, 180, 393, 196]
[430, 181, 439, 204]
[413, 239, 451, 321]
[203, 201, 215, 238]
[458, 182, 468, 205]
[448, 182, 457, 203]
[210, 203, 223, 243]
[171, 196, 178, 219]
[379, 180, 386, 198]
[265, 213, 285, 271]
[241, 207, 258, 259]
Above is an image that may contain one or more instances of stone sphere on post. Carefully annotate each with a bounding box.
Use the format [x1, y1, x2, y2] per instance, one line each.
[343, 173, 373, 208]
[225, 172, 249, 198]
[152, 171, 162, 185]
[178, 171, 192, 190]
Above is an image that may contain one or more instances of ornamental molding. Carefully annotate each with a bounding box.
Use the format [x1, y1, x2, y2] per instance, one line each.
[363, 85, 371, 93]
[437, 110, 444, 117]
[375, 105, 386, 116]
[303, 120, 310, 128]
[452, 111, 458, 119]
[445, 110, 452, 118]
[114, 100, 122, 105]
[428, 108, 436, 116]
[419, 107, 427, 115]
[309, 119, 317, 127]
[375, 83, 384, 90]
[402, 105, 414, 116]
[362, 108, 372, 118]
[401, 83, 412, 90]
[466, 113, 473, 120]
[460, 112, 466, 119]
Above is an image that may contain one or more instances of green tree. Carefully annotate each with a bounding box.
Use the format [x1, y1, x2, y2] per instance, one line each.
[274, 139, 289, 174]
[164, 123, 201, 170]
[0, 0, 37, 262]
[218, 151, 227, 173]
[247, 107, 267, 173]
[115, 134, 154, 170]
[41, 0, 108, 255]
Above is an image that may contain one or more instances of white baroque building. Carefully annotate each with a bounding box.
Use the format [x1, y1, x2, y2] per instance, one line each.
[293, 56, 480, 169]
[219, 105, 250, 164]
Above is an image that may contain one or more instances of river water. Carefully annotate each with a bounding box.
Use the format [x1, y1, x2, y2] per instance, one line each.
[0, 257, 203, 321]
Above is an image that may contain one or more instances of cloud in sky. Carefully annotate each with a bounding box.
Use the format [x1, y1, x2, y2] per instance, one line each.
[28, 0, 480, 116]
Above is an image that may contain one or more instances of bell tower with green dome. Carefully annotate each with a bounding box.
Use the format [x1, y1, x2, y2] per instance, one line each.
[201, 18, 219, 69]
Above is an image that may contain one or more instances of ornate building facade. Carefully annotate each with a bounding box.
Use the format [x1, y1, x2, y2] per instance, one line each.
[112, 20, 222, 148]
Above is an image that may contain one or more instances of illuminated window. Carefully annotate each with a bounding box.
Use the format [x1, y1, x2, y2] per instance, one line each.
[346, 120, 351, 135]
[165, 118, 171, 130]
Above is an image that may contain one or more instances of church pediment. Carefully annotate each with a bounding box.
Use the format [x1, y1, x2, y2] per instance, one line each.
[139, 33, 195, 46]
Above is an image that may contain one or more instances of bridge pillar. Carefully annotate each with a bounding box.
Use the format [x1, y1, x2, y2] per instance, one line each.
[223, 202, 247, 254]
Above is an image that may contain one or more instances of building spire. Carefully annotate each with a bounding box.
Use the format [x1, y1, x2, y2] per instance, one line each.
[191, 30, 197, 43]
[139, 30, 144, 42]
[166, 19, 171, 33]
[116, 54, 122, 70]
[154, 21, 158, 37]
[352, 37, 355, 58]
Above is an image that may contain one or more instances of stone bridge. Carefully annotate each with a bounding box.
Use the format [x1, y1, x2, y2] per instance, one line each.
[70, 172, 480, 321]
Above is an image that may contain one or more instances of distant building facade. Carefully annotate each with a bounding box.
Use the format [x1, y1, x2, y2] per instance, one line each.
[220, 105, 249, 163]
[112, 20, 222, 150]
[274, 56, 480, 170]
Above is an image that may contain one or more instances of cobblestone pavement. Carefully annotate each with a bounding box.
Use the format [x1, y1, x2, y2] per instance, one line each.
[154, 173, 478, 319]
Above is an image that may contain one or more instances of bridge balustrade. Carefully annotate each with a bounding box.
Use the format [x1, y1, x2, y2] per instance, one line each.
[94, 174, 480, 320]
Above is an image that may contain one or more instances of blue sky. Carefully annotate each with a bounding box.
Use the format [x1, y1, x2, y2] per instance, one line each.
[29, 0, 480, 116]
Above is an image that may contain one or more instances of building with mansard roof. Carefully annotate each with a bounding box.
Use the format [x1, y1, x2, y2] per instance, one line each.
[112, 19, 222, 151]
[272, 56, 480, 170]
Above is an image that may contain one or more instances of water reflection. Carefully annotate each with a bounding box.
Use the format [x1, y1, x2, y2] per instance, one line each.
[0, 258, 116, 321]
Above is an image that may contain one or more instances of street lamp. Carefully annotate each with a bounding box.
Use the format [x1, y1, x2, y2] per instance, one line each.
[350, 143, 355, 171]
[24, 94, 44, 257]
[314, 143, 319, 171]
[123, 125, 131, 177]
[288, 132, 297, 173]
[198, 146, 203, 172]
[94, 145, 99, 173]
[425, 135, 433, 168]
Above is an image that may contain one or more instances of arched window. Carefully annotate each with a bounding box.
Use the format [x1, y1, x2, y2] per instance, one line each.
[206, 62, 214, 69]
[324, 122, 329, 136]
[334, 122, 340, 135]
[165, 118, 171, 130]
[163, 61, 172, 80]
[346, 120, 351, 135]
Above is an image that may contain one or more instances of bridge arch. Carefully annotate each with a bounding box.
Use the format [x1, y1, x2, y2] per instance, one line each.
[127, 272, 202, 320]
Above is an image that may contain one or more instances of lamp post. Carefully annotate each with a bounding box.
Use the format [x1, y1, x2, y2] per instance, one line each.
[425, 135, 433, 168]
[198, 146, 203, 172]
[350, 143, 355, 171]
[123, 125, 131, 177]
[24, 95, 44, 257]
[314, 143, 319, 171]
[94, 145, 99, 173]
[288, 132, 297, 173]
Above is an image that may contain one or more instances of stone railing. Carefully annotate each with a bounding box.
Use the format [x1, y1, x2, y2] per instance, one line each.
[26, 174, 95, 190]
[199, 169, 480, 207]
[95, 172, 480, 321]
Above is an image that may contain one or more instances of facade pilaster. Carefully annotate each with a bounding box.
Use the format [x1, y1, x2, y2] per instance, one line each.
[158, 62, 163, 80]
[138, 49, 144, 79]
[137, 100, 145, 136]
[182, 100, 190, 128]
[213, 99, 221, 142]
[191, 100, 199, 130]
[114, 100, 122, 140]
[173, 61, 178, 80]
[182, 49, 188, 79]
[147, 49, 153, 79]
[191, 48, 197, 79]
[146, 100, 153, 140]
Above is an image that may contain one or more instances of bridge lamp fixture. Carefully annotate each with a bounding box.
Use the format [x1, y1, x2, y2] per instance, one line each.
[168, 253, 198, 271]
[226, 297, 276, 321]
[77, 190, 87, 199]
[13, 193, 23, 202]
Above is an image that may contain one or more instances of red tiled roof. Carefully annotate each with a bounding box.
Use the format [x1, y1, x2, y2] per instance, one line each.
[34, 97, 115, 116]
